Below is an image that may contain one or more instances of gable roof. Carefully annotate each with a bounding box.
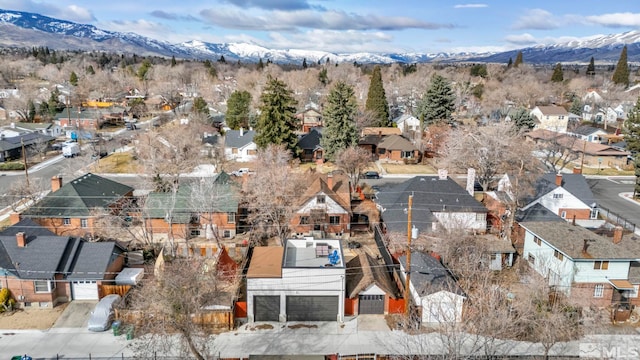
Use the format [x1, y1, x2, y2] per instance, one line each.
[66, 241, 123, 280]
[398, 251, 465, 297]
[376, 176, 487, 233]
[569, 125, 606, 136]
[224, 129, 256, 148]
[297, 128, 322, 150]
[0, 132, 54, 152]
[521, 221, 640, 260]
[22, 173, 133, 218]
[346, 252, 399, 299]
[516, 203, 565, 223]
[361, 127, 402, 136]
[533, 105, 568, 116]
[299, 175, 351, 212]
[393, 114, 419, 125]
[531, 173, 596, 207]
[377, 135, 417, 152]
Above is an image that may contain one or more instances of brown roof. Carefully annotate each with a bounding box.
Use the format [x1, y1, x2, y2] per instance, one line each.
[246, 247, 283, 278]
[526, 130, 629, 156]
[361, 127, 402, 136]
[300, 174, 351, 211]
[377, 134, 418, 152]
[535, 105, 569, 116]
[520, 222, 640, 260]
[346, 252, 399, 299]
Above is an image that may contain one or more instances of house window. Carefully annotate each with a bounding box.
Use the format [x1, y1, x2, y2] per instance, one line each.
[534, 236, 541, 246]
[594, 261, 609, 270]
[329, 216, 340, 225]
[476, 213, 486, 222]
[593, 284, 604, 298]
[300, 216, 310, 225]
[629, 285, 640, 298]
[247, 149, 257, 155]
[190, 229, 201, 237]
[554, 250, 564, 261]
[401, 151, 413, 158]
[317, 195, 326, 204]
[223, 230, 231, 238]
[63, 218, 71, 226]
[227, 212, 236, 224]
[590, 208, 598, 219]
[490, 253, 498, 261]
[553, 193, 563, 199]
[80, 219, 88, 228]
[528, 254, 535, 264]
[560, 211, 566, 219]
[34, 280, 52, 293]
[232, 148, 238, 154]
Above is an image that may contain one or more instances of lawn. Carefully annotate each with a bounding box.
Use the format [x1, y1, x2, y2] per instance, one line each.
[93, 151, 141, 173]
[566, 164, 634, 176]
[381, 163, 436, 174]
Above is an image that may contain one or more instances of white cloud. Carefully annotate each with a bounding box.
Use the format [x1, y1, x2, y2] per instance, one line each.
[255, 29, 399, 53]
[504, 33, 538, 45]
[512, 9, 559, 30]
[65, 5, 95, 22]
[453, 4, 488, 9]
[585, 12, 640, 27]
[0, 0, 95, 22]
[98, 19, 170, 39]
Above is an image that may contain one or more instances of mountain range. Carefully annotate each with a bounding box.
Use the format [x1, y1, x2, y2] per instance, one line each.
[0, 8, 639, 65]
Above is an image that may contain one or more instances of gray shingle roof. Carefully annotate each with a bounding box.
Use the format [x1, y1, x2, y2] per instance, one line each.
[224, 130, 256, 148]
[516, 203, 565, 223]
[346, 252, 399, 299]
[532, 173, 597, 207]
[376, 176, 486, 233]
[520, 221, 640, 260]
[67, 242, 123, 280]
[0, 132, 54, 152]
[297, 128, 322, 150]
[398, 251, 465, 297]
[22, 173, 133, 218]
[570, 125, 603, 136]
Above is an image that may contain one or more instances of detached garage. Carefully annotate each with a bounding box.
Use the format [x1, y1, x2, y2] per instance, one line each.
[71, 280, 98, 300]
[286, 296, 339, 321]
[345, 253, 400, 315]
[254, 295, 280, 322]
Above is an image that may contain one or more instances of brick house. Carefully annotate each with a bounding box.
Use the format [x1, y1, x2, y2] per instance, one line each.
[54, 107, 105, 130]
[295, 107, 323, 133]
[18, 173, 134, 237]
[0, 219, 125, 306]
[376, 134, 419, 163]
[291, 173, 351, 237]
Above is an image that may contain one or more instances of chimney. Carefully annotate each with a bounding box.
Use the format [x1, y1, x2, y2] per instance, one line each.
[573, 167, 582, 174]
[16, 232, 26, 247]
[613, 226, 623, 244]
[239, 127, 244, 137]
[9, 212, 20, 225]
[555, 173, 562, 187]
[51, 175, 63, 192]
[327, 174, 333, 190]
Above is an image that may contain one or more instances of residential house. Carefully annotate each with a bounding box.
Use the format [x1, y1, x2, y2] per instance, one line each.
[376, 134, 420, 163]
[291, 173, 351, 237]
[145, 173, 238, 240]
[246, 238, 346, 322]
[361, 127, 402, 137]
[530, 105, 569, 133]
[9, 122, 63, 137]
[297, 128, 324, 162]
[520, 221, 640, 307]
[567, 125, 609, 143]
[376, 174, 488, 234]
[522, 173, 602, 228]
[358, 127, 403, 156]
[224, 128, 257, 162]
[393, 114, 421, 134]
[18, 173, 134, 237]
[0, 132, 54, 162]
[345, 253, 401, 315]
[0, 219, 125, 306]
[54, 107, 105, 131]
[398, 251, 465, 324]
[295, 107, 323, 133]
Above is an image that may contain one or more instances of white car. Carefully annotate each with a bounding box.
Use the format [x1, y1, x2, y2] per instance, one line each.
[231, 168, 251, 176]
[87, 294, 121, 332]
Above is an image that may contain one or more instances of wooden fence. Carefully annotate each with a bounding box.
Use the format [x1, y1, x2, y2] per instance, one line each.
[98, 284, 132, 299]
[115, 308, 235, 330]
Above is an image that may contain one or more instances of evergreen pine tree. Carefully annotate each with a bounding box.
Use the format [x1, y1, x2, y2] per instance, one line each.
[254, 76, 299, 154]
[417, 74, 456, 126]
[257, 58, 265, 71]
[218, 55, 226, 63]
[586, 57, 596, 77]
[193, 97, 210, 115]
[69, 71, 78, 86]
[569, 97, 583, 117]
[171, 56, 177, 67]
[551, 63, 564, 82]
[365, 65, 390, 127]
[514, 51, 523, 67]
[625, 97, 640, 197]
[318, 68, 329, 86]
[27, 100, 36, 122]
[511, 107, 535, 130]
[226, 90, 252, 130]
[320, 81, 359, 161]
[507, 57, 513, 69]
[302, 58, 308, 69]
[612, 45, 630, 87]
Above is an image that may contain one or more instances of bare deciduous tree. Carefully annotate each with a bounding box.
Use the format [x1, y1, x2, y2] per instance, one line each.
[334, 146, 372, 193]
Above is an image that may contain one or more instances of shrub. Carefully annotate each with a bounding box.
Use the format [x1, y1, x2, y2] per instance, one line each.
[0, 288, 14, 312]
[0, 162, 25, 171]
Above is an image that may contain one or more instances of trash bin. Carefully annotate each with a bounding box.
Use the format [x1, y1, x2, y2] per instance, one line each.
[112, 321, 121, 336]
[126, 326, 134, 340]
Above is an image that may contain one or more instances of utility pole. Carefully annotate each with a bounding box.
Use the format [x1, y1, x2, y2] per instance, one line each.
[404, 194, 413, 318]
[21, 138, 29, 188]
[579, 140, 586, 174]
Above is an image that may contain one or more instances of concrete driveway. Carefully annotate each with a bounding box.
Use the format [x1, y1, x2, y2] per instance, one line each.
[51, 300, 98, 328]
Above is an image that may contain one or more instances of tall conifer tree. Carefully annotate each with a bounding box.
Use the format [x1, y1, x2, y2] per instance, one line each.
[365, 65, 390, 127]
[612, 45, 630, 87]
[321, 81, 359, 161]
[551, 63, 564, 82]
[418, 74, 456, 126]
[254, 76, 299, 154]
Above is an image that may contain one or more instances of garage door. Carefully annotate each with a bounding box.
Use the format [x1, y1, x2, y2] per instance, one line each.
[286, 296, 338, 321]
[254, 296, 280, 322]
[359, 295, 384, 314]
[72, 280, 98, 300]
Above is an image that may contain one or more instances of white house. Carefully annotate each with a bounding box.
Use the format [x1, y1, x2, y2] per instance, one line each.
[520, 221, 640, 307]
[246, 238, 346, 322]
[567, 125, 609, 143]
[530, 105, 569, 133]
[224, 128, 257, 162]
[393, 114, 421, 134]
[398, 251, 465, 324]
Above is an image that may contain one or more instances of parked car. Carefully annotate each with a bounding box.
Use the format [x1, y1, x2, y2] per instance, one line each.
[231, 168, 252, 176]
[88, 294, 121, 332]
[62, 143, 80, 158]
[362, 171, 381, 179]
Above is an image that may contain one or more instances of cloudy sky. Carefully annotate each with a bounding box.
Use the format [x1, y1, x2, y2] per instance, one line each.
[2, 0, 639, 53]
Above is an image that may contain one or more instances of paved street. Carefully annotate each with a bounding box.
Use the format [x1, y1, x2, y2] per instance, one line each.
[587, 176, 640, 231]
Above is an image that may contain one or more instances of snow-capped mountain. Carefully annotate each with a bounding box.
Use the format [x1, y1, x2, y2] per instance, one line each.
[0, 8, 639, 64]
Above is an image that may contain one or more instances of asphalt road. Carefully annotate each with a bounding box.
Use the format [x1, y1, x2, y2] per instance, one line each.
[587, 177, 640, 229]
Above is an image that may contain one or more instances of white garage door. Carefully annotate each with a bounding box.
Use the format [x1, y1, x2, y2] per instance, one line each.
[72, 281, 98, 300]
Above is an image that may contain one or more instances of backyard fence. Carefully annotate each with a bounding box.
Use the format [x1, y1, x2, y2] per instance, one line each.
[598, 205, 638, 234]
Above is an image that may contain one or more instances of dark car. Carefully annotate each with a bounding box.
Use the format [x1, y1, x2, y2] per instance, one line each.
[362, 171, 381, 179]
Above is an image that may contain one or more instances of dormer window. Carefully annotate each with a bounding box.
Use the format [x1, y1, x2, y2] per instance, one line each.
[317, 195, 325, 204]
[553, 193, 563, 199]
